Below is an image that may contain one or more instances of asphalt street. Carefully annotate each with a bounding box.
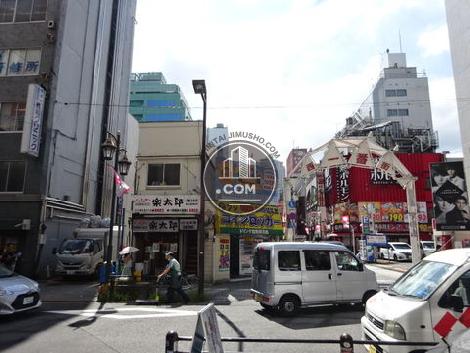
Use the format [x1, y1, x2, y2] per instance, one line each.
[0, 265, 404, 353]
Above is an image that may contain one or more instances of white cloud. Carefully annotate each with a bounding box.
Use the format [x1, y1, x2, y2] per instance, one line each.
[132, 0, 458, 161]
[418, 24, 450, 57]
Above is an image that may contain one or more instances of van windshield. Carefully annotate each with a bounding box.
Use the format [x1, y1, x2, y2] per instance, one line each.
[390, 260, 457, 300]
[253, 248, 270, 271]
[59, 240, 92, 254]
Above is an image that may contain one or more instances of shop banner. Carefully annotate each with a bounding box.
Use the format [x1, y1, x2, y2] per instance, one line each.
[180, 219, 198, 230]
[133, 219, 179, 232]
[430, 162, 470, 231]
[358, 201, 427, 224]
[218, 236, 230, 272]
[216, 205, 283, 236]
[132, 195, 200, 214]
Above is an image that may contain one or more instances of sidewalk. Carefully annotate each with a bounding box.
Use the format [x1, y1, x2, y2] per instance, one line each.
[367, 260, 412, 273]
[39, 277, 252, 305]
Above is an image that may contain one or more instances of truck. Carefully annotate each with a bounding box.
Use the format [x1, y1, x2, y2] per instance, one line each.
[54, 226, 119, 277]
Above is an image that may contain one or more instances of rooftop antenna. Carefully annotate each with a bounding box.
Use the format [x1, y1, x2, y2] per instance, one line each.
[399, 30, 403, 53]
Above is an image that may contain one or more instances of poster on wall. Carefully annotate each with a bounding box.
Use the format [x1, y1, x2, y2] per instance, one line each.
[358, 202, 428, 224]
[218, 236, 230, 272]
[430, 162, 469, 231]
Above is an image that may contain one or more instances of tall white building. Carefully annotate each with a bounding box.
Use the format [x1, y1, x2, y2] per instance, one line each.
[337, 52, 438, 153]
[446, 0, 470, 192]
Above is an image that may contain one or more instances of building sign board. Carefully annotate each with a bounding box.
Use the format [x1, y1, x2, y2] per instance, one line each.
[216, 205, 283, 236]
[20, 84, 46, 157]
[132, 195, 200, 214]
[133, 219, 179, 232]
[179, 219, 198, 230]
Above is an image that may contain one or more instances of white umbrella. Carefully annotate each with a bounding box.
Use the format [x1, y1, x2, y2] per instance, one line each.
[119, 246, 139, 255]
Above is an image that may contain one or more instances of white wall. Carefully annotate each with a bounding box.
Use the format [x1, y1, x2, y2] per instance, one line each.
[446, 0, 470, 193]
[136, 121, 203, 195]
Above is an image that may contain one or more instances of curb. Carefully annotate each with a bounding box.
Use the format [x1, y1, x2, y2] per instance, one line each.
[369, 264, 407, 273]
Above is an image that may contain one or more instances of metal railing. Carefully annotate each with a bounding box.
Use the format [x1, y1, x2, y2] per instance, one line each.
[165, 331, 438, 353]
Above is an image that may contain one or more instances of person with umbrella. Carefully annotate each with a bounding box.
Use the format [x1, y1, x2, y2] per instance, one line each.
[157, 252, 190, 304]
[119, 246, 139, 277]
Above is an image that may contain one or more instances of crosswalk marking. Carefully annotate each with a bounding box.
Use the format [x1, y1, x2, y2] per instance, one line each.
[44, 307, 198, 320]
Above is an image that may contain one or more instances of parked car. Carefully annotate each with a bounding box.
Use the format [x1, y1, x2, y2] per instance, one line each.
[0, 264, 41, 315]
[379, 242, 412, 261]
[251, 242, 378, 315]
[420, 240, 436, 257]
[362, 248, 470, 353]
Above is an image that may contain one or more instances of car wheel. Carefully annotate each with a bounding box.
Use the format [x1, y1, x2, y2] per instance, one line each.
[362, 290, 377, 305]
[278, 295, 300, 316]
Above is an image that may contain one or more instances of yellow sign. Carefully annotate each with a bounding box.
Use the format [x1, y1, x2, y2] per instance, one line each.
[216, 204, 283, 236]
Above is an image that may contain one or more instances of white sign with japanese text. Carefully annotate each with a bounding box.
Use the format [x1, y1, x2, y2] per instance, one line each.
[180, 219, 198, 230]
[133, 219, 179, 232]
[132, 195, 200, 214]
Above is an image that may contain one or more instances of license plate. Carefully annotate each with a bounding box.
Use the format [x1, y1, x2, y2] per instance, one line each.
[23, 296, 34, 305]
[66, 270, 75, 275]
[368, 345, 377, 353]
[254, 294, 263, 302]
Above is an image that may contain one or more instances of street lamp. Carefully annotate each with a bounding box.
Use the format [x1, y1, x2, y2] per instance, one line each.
[192, 79, 207, 297]
[101, 131, 131, 281]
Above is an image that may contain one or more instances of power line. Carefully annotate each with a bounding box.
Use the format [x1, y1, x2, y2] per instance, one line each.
[54, 97, 470, 111]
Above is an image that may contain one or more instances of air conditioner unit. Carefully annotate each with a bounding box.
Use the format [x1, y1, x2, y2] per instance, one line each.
[47, 20, 55, 29]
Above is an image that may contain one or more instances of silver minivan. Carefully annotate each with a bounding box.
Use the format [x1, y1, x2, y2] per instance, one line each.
[251, 242, 378, 315]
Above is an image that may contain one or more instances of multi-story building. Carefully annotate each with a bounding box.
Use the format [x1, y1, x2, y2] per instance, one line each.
[337, 51, 439, 153]
[0, 0, 137, 276]
[129, 72, 192, 122]
[323, 153, 444, 250]
[286, 148, 307, 176]
[132, 121, 218, 279]
[446, 0, 470, 194]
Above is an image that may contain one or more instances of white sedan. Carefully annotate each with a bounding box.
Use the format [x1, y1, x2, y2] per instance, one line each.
[0, 264, 41, 315]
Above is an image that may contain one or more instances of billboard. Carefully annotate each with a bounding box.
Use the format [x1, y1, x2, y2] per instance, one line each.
[430, 161, 469, 231]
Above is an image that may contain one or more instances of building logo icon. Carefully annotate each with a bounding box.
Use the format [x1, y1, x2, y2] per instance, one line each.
[204, 140, 277, 215]
[222, 146, 257, 179]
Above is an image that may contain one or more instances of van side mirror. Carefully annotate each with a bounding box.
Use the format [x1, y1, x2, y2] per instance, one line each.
[450, 295, 464, 312]
[52, 248, 57, 254]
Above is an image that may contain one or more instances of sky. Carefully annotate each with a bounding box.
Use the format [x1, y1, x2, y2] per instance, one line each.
[131, 0, 461, 162]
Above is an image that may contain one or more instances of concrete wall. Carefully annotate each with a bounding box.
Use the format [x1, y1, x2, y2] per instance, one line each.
[446, 0, 470, 194]
[136, 121, 203, 195]
[373, 76, 434, 130]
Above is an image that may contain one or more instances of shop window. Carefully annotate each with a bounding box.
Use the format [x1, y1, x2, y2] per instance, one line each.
[0, 102, 26, 131]
[0, 161, 26, 192]
[278, 251, 300, 271]
[0, 0, 47, 23]
[147, 163, 180, 186]
[304, 250, 331, 271]
[0, 48, 41, 76]
[335, 251, 361, 271]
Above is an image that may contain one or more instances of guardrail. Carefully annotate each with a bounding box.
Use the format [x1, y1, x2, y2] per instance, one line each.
[165, 331, 438, 353]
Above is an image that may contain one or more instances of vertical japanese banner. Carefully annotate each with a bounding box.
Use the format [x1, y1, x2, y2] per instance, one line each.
[218, 235, 230, 272]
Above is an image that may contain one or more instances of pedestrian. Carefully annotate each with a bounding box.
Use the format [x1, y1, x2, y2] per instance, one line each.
[121, 253, 133, 277]
[157, 252, 190, 304]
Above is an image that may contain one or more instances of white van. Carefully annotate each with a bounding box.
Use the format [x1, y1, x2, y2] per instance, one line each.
[250, 242, 378, 315]
[361, 248, 470, 353]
